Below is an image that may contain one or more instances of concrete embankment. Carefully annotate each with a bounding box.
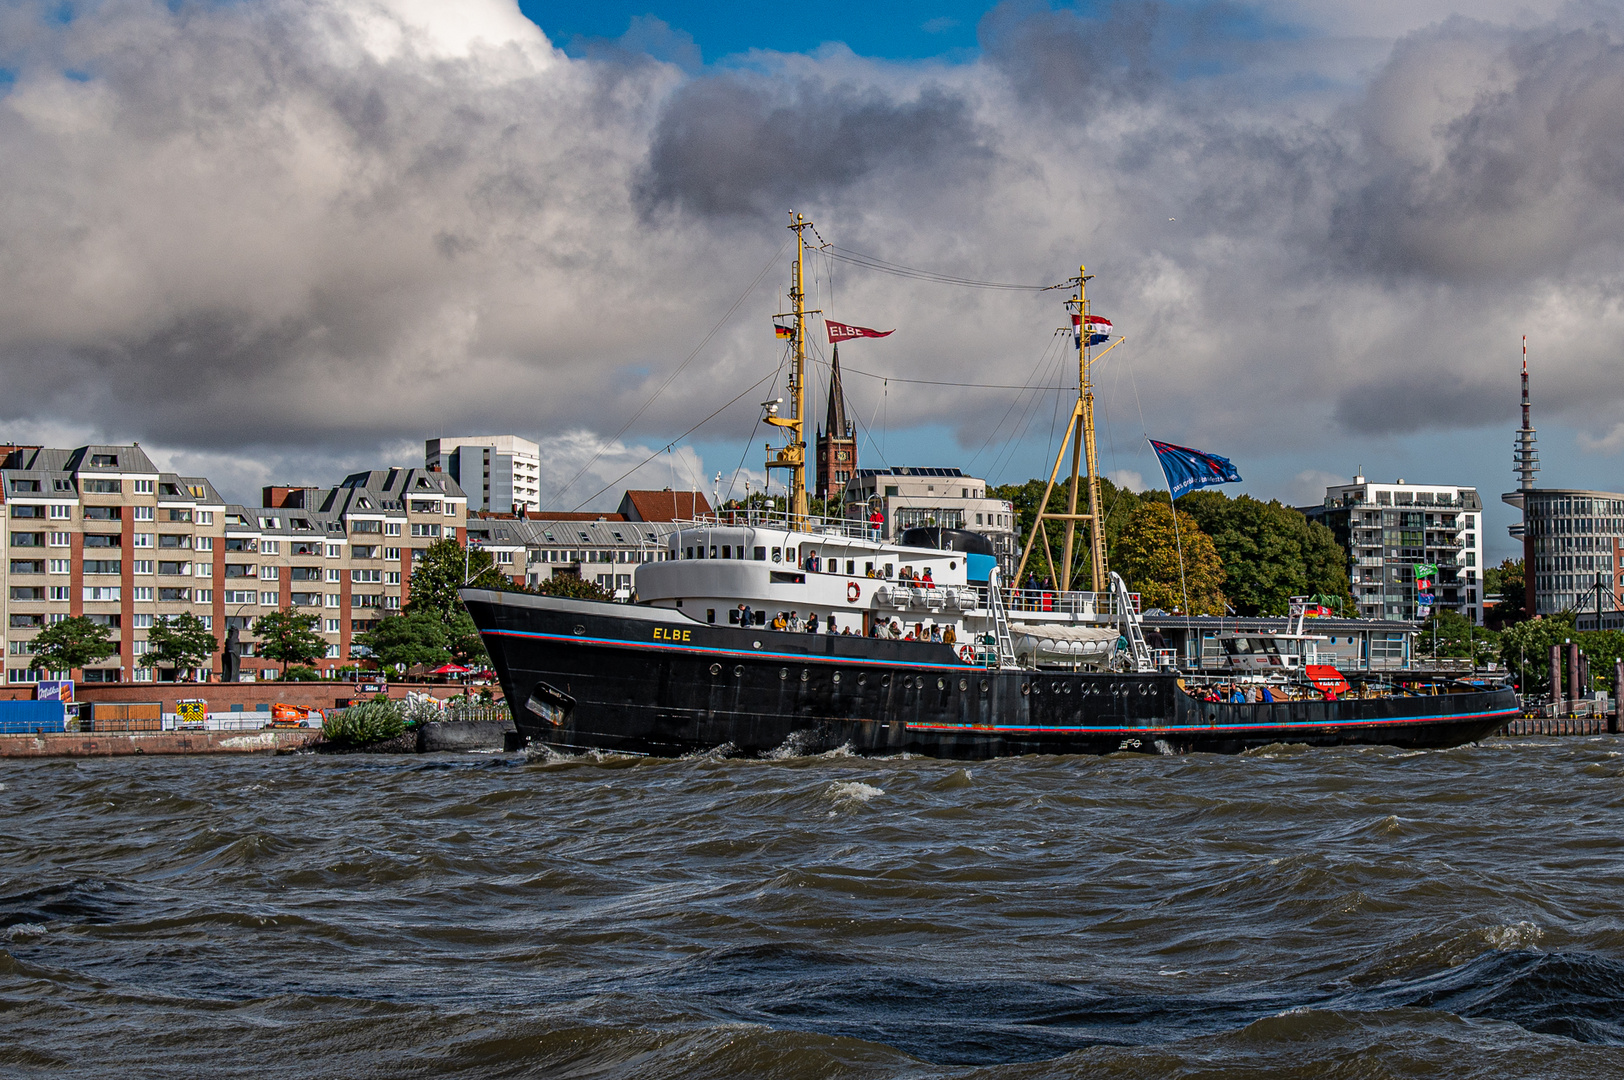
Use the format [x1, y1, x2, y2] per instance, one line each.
[0, 729, 323, 758]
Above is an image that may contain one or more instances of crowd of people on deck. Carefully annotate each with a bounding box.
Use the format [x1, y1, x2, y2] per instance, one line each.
[1191, 682, 1339, 703]
[735, 602, 957, 644]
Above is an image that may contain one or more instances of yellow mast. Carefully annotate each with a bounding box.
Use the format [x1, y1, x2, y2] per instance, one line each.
[765, 213, 818, 527]
[1014, 266, 1112, 593]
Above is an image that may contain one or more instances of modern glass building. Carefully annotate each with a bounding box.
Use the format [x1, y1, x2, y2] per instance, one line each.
[1505, 488, 1624, 617]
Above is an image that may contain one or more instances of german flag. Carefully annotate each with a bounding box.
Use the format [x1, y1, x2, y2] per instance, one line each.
[774, 323, 793, 340]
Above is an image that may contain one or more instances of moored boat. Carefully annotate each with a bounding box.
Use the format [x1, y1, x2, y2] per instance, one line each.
[465, 217, 1518, 758]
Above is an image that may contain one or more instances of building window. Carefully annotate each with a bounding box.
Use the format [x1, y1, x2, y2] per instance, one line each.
[196, 511, 213, 525]
[48, 586, 71, 601]
[133, 560, 154, 575]
[260, 566, 279, 581]
[196, 590, 212, 603]
[133, 587, 154, 601]
[260, 591, 278, 606]
[410, 523, 440, 538]
[133, 505, 154, 520]
[49, 504, 72, 519]
[384, 522, 401, 536]
[326, 545, 342, 558]
[83, 479, 121, 494]
[48, 559, 69, 574]
[133, 533, 153, 548]
[261, 540, 280, 555]
[224, 590, 255, 605]
[83, 586, 121, 602]
[385, 572, 400, 585]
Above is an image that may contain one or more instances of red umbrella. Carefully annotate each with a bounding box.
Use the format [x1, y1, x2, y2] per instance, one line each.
[430, 663, 471, 675]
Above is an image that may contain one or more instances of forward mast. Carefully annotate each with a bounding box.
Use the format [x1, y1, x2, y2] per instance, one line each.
[764, 213, 820, 528]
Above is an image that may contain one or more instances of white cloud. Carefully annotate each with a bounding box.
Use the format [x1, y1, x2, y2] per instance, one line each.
[1289, 469, 1348, 505]
[1109, 469, 1146, 492]
[3, 0, 1624, 513]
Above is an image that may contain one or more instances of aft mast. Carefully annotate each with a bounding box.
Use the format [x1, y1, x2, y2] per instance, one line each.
[1015, 266, 1113, 593]
[765, 213, 818, 527]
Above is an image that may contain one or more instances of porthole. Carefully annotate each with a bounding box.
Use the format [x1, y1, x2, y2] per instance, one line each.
[574, 624, 586, 636]
[734, 665, 744, 677]
[800, 669, 809, 682]
[979, 679, 990, 693]
[1031, 682, 1041, 694]
[881, 674, 892, 687]
[958, 678, 968, 691]
[780, 668, 789, 680]
[937, 678, 946, 690]
[1021, 683, 1030, 696]
[709, 663, 721, 675]
[857, 673, 868, 686]
[832, 672, 841, 684]
[1064, 684, 1073, 695]
[753, 640, 762, 649]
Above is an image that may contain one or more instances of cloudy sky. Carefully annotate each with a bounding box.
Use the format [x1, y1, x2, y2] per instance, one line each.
[4, 0, 1624, 560]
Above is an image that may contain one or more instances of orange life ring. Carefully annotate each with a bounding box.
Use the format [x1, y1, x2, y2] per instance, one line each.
[957, 644, 976, 663]
[847, 581, 861, 603]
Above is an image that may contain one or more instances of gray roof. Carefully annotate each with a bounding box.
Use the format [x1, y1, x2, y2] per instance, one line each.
[469, 518, 676, 548]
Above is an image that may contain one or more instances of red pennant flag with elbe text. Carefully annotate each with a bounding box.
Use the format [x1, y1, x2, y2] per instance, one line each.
[826, 320, 894, 344]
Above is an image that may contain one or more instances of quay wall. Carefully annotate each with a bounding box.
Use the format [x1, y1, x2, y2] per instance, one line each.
[0, 729, 322, 758]
[0, 683, 497, 711]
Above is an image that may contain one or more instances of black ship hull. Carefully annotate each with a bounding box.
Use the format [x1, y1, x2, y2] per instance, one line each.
[463, 591, 1519, 759]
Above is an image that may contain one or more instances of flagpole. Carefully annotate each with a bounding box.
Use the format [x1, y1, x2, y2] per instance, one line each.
[1151, 441, 1193, 628]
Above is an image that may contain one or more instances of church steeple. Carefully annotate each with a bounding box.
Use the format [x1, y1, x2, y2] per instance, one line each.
[815, 345, 857, 504]
[825, 345, 850, 440]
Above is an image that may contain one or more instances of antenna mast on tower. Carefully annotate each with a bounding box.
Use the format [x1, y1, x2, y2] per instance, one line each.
[1515, 335, 1539, 490]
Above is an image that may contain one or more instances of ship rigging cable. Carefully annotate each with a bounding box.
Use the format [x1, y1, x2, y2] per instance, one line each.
[821, 246, 1068, 292]
[547, 237, 791, 508]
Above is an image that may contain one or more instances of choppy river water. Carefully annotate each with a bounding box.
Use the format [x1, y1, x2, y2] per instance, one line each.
[4, 739, 1624, 1078]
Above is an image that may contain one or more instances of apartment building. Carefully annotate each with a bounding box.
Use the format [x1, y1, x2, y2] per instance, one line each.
[425, 436, 540, 514]
[841, 467, 1020, 575]
[1303, 476, 1485, 623]
[4, 445, 467, 685]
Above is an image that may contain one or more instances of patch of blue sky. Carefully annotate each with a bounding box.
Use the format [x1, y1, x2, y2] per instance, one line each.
[522, 1, 1317, 71]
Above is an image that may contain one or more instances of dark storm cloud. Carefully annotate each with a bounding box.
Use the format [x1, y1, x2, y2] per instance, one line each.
[1330, 18, 1624, 281]
[979, 0, 1161, 108]
[1333, 371, 1512, 435]
[3, 0, 1624, 489]
[637, 77, 992, 218]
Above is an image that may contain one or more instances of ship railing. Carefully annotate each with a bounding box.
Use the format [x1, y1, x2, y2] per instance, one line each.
[677, 509, 875, 540]
[983, 586, 1141, 618]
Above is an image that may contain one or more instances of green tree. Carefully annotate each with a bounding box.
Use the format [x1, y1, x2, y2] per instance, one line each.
[356, 609, 452, 671]
[1485, 558, 1527, 630]
[30, 616, 115, 674]
[404, 538, 510, 667]
[1178, 491, 1354, 615]
[251, 607, 327, 675]
[1499, 613, 1576, 694]
[406, 537, 508, 620]
[1110, 501, 1227, 614]
[146, 612, 218, 679]
[1416, 608, 1499, 665]
[533, 575, 612, 601]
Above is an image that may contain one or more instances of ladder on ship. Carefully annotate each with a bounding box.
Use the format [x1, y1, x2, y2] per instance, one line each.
[1110, 572, 1155, 673]
[988, 568, 1018, 668]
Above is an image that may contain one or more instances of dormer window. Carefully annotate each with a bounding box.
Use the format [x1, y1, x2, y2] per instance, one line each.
[358, 497, 372, 509]
[90, 454, 117, 467]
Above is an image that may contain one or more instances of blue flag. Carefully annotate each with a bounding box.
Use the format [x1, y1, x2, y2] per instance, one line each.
[1149, 439, 1243, 499]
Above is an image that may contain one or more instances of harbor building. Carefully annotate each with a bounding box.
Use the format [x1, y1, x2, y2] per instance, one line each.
[4, 444, 466, 685]
[814, 346, 857, 504]
[464, 516, 679, 593]
[425, 435, 541, 514]
[1500, 342, 1624, 619]
[840, 467, 1020, 576]
[1303, 476, 1485, 623]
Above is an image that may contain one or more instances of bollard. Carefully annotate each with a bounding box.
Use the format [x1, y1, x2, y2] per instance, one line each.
[1569, 642, 1582, 716]
[1552, 644, 1564, 719]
